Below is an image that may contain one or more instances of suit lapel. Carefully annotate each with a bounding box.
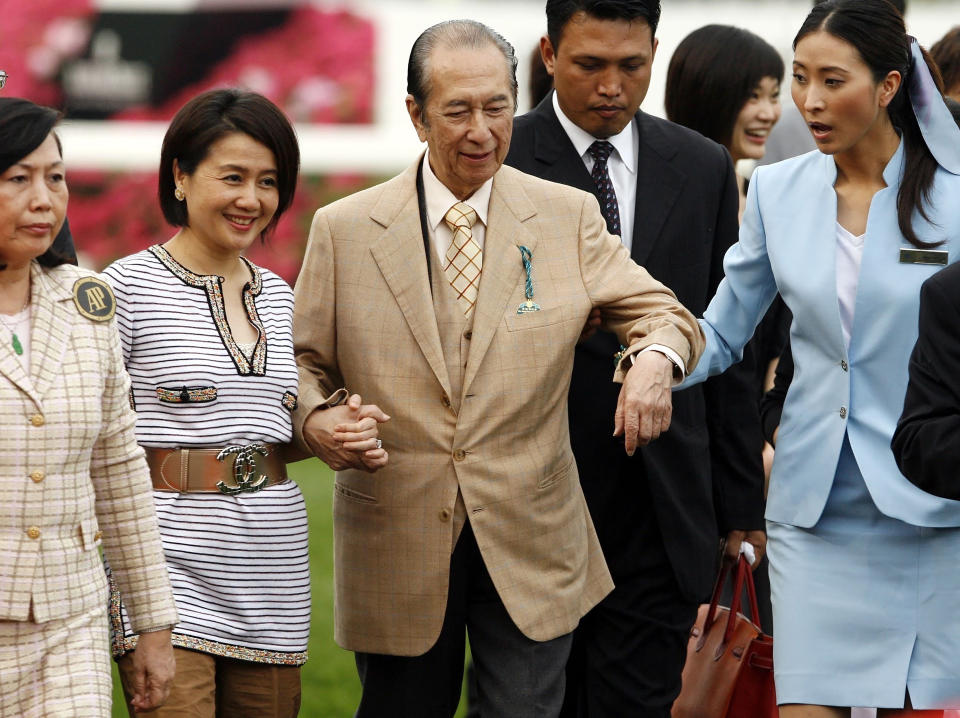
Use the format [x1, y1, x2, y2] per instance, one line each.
[369, 160, 452, 397]
[632, 112, 684, 266]
[463, 169, 538, 396]
[0, 333, 33, 399]
[530, 97, 597, 196]
[29, 262, 74, 401]
[782, 155, 846, 353]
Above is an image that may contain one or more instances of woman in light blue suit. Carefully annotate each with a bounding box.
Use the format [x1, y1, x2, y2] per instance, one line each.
[680, 1, 960, 714]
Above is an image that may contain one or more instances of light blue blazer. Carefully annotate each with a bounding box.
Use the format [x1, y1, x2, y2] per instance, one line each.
[682, 141, 960, 528]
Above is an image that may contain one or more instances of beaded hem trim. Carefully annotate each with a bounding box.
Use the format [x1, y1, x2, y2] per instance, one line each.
[109, 577, 307, 665]
[148, 245, 267, 376]
[157, 385, 218, 403]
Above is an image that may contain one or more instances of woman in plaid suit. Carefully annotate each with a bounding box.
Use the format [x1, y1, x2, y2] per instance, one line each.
[0, 98, 178, 717]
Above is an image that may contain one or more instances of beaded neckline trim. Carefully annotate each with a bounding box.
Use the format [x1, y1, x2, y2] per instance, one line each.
[148, 245, 267, 376]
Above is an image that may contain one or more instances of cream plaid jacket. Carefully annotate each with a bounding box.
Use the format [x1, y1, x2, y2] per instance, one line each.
[0, 262, 177, 631]
[293, 158, 704, 656]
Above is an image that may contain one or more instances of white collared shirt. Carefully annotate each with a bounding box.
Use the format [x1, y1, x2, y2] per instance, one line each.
[422, 149, 493, 264]
[553, 91, 638, 252]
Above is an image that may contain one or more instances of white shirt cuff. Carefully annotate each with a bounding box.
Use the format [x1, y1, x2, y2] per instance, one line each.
[636, 344, 686, 382]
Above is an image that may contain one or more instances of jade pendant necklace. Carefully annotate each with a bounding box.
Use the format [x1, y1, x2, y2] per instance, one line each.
[0, 296, 30, 356]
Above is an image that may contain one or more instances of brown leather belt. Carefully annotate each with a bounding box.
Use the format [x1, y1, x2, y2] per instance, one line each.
[145, 444, 288, 495]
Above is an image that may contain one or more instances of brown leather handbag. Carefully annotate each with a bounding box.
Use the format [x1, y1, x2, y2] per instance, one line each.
[672, 554, 777, 718]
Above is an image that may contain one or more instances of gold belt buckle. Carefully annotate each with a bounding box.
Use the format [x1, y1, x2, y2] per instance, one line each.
[216, 444, 270, 495]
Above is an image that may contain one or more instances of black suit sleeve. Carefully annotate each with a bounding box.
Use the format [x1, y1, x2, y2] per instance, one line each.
[701, 149, 766, 533]
[891, 269, 960, 500]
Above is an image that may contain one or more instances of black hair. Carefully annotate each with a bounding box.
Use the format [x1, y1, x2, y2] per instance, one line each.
[0, 97, 71, 269]
[796, 0, 943, 249]
[406, 20, 518, 112]
[931, 27, 960, 98]
[665, 25, 784, 151]
[529, 43, 554, 109]
[946, 97, 960, 126]
[546, 0, 661, 51]
[815, 0, 905, 12]
[158, 88, 300, 240]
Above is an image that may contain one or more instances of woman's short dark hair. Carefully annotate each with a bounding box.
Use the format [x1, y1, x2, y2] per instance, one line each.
[158, 89, 300, 240]
[795, 0, 944, 249]
[665, 25, 784, 150]
[0, 97, 71, 269]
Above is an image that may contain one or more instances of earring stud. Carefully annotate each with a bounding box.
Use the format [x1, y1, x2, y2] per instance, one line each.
[174, 186, 185, 201]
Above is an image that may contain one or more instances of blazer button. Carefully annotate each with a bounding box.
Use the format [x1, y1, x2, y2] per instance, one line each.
[839, 406, 847, 419]
[26, 526, 40, 540]
[463, 330, 472, 340]
[453, 449, 466, 462]
[441, 394, 451, 408]
[29, 470, 45, 483]
[841, 360, 848, 372]
[29, 413, 45, 427]
[439, 508, 451, 522]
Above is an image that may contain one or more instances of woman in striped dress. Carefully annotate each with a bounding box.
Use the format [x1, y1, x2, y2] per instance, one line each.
[104, 88, 387, 717]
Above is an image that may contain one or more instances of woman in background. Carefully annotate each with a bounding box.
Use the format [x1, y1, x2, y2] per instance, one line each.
[105, 88, 387, 717]
[666, 24, 784, 220]
[0, 97, 176, 717]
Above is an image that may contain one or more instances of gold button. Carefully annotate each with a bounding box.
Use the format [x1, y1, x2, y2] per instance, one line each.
[29, 414, 45, 427]
[29, 471, 45, 483]
[453, 449, 466, 462]
[439, 508, 451, 522]
[26, 526, 40, 540]
[839, 407, 847, 419]
[94, 530, 103, 541]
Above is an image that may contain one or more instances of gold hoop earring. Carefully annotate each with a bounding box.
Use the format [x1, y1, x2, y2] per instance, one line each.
[174, 187, 185, 201]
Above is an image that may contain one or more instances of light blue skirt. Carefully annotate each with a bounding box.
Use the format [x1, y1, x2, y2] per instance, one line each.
[767, 435, 960, 709]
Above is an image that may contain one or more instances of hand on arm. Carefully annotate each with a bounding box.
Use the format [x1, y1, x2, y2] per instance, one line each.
[614, 350, 675, 454]
[127, 629, 175, 713]
[303, 394, 390, 472]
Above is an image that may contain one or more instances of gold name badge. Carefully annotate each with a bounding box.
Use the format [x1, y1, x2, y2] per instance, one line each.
[899, 248, 948, 266]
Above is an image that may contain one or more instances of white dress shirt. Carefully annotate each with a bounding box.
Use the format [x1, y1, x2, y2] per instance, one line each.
[835, 222, 866, 351]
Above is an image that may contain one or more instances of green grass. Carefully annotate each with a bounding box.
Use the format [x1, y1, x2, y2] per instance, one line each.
[112, 458, 469, 717]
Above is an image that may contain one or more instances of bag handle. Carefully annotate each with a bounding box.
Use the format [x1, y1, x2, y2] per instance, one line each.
[696, 553, 761, 651]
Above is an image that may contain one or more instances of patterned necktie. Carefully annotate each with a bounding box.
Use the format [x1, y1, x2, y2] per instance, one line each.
[588, 140, 621, 237]
[443, 202, 482, 317]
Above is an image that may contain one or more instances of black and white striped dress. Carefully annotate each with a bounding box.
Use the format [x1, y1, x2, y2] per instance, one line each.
[103, 245, 309, 665]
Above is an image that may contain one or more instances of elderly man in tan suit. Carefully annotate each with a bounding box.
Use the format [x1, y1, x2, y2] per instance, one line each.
[292, 19, 703, 718]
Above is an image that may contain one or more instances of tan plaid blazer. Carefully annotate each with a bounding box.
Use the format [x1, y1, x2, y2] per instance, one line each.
[293, 158, 704, 656]
[0, 262, 177, 632]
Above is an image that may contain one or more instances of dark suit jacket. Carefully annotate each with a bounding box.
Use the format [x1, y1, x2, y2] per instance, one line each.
[506, 95, 765, 601]
[892, 262, 960, 500]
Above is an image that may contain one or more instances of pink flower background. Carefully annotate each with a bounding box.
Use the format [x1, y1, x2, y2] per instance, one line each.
[0, 1, 378, 284]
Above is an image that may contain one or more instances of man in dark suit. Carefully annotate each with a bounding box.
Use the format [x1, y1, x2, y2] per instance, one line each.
[892, 261, 960, 500]
[504, 2, 766, 716]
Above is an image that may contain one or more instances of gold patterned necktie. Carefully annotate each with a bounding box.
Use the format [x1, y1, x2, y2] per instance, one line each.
[443, 202, 482, 317]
